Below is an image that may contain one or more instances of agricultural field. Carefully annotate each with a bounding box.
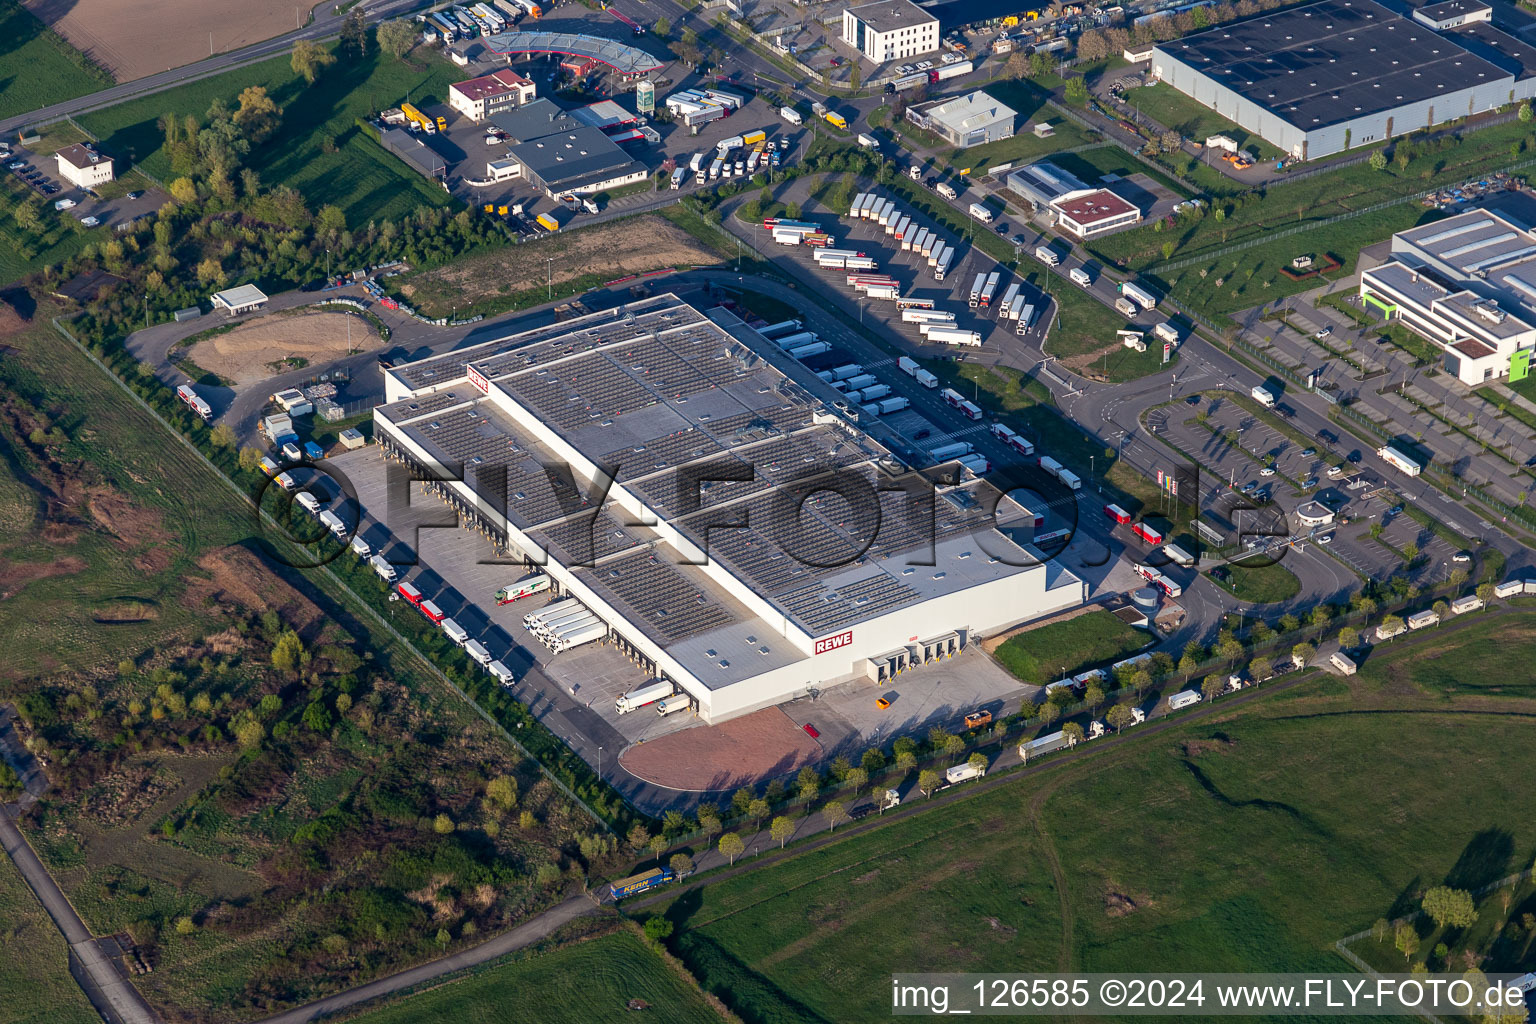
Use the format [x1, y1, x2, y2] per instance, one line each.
[338, 930, 724, 1024]
[647, 634, 1536, 1023]
[390, 215, 721, 319]
[989, 610, 1149, 685]
[0, 851, 100, 1024]
[0, 301, 619, 1022]
[0, 1, 115, 118]
[78, 41, 460, 225]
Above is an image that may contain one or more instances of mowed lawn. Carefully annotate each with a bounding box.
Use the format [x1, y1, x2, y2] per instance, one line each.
[0, 852, 100, 1024]
[650, 641, 1536, 1024]
[0, 1, 115, 120]
[339, 931, 721, 1024]
[1219, 560, 1302, 605]
[78, 42, 459, 225]
[993, 609, 1149, 684]
[1356, 610, 1536, 700]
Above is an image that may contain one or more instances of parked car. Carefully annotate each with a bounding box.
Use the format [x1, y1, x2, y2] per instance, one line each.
[994, 222, 1008, 235]
[1453, 551, 1472, 563]
[1259, 467, 1276, 477]
[79, 216, 100, 227]
[1185, 394, 1200, 405]
[6, 160, 24, 170]
[1317, 533, 1334, 544]
[802, 722, 820, 738]
[1315, 326, 1332, 339]
[1302, 477, 1319, 488]
[127, 190, 144, 199]
[1301, 447, 1316, 457]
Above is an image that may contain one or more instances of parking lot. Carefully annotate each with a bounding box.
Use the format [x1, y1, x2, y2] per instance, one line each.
[4, 143, 166, 231]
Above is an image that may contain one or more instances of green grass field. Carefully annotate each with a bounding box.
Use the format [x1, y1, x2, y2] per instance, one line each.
[1045, 282, 1177, 382]
[78, 43, 459, 225]
[993, 610, 1149, 685]
[1356, 611, 1536, 700]
[0, 168, 94, 287]
[1218, 560, 1302, 605]
[0, 1, 115, 121]
[1121, 83, 1282, 162]
[0, 851, 100, 1024]
[338, 931, 722, 1024]
[650, 629, 1536, 1022]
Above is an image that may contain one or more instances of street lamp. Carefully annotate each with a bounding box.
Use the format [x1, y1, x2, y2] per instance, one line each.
[598, 745, 603, 781]
[547, 258, 553, 301]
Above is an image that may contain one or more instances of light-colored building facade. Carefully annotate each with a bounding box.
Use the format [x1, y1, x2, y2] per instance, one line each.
[54, 144, 113, 189]
[210, 284, 269, 315]
[449, 68, 537, 122]
[841, 0, 939, 62]
[1359, 209, 1536, 386]
[906, 91, 1016, 148]
[375, 295, 1087, 723]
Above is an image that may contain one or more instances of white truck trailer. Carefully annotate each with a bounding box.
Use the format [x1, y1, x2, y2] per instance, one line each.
[616, 681, 674, 714]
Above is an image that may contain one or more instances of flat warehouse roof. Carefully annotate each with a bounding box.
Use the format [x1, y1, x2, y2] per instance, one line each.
[846, 0, 936, 32]
[379, 295, 1057, 646]
[1156, 0, 1511, 131]
[1055, 189, 1138, 225]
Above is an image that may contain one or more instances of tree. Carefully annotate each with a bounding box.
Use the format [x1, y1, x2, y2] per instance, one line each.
[1178, 652, 1199, 681]
[486, 774, 518, 810]
[670, 852, 694, 876]
[718, 832, 744, 865]
[1106, 703, 1135, 733]
[1372, 917, 1391, 943]
[1291, 642, 1315, 667]
[234, 718, 265, 749]
[1476, 582, 1495, 605]
[822, 800, 850, 831]
[1131, 669, 1152, 698]
[843, 766, 868, 796]
[895, 750, 918, 774]
[942, 733, 966, 760]
[1380, 613, 1405, 638]
[1432, 599, 1449, 623]
[850, 61, 860, 91]
[1084, 682, 1106, 711]
[1369, 151, 1388, 171]
[696, 803, 721, 839]
[433, 813, 454, 834]
[1249, 655, 1273, 681]
[1394, 922, 1420, 962]
[730, 787, 754, 817]
[291, 39, 336, 84]
[1217, 636, 1244, 667]
[654, 15, 670, 36]
[1522, 101, 1534, 122]
[644, 916, 674, 942]
[1448, 568, 1469, 590]
[1061, 722, 1084, 748]
[1202, 674, 1227, 701]
[968, 752, 988, 773]
[378, 19, 417, 59]
[1423, 887, 1477, 929]
[747, 798, 770, 831]
[1037, 701, 1060, 727]
[627, 822, 652, 855]
[917, 769, 942, 799]
[649, 833, 667, 863]
[1403, 541, 1419, 562]
[271, 629, 304, 676]
[1337, 625, 1359, 650]
[339, 9, 368, 56]
[169, 177, 198, 203]
[1065, 76, 1088, 104]
[1309, 605, 1331, 635]
[1278, 613, 1300, 634]
[195, 257, 224, 287]
[1005, 50, 1031, 79]
[796, 766, 821, 804]
[768, 815, 795, 848]
[233, 86, 280, 144]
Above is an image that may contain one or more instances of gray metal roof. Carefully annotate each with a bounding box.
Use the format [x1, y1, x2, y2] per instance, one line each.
[1156, 0, 1511, 132]
[482, 30, 664, 73]
[845, 0, 937, 32]
[510, 124, 639, 191]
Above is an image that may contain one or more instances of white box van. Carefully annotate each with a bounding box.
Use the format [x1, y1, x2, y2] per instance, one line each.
[464, 639, 493, 666]
[296, 491, 321, 515]
[350, 534, 372, 558]
[370, 554, 397, 582]
[318, 509, 347, 539]
[440, 618, 469, 645]
[275, 471, 298, 490]
[488, 660, 515, 685]
[655, 697, 689, 716]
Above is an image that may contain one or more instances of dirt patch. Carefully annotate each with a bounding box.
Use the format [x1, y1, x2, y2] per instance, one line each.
[185, 311, 379, 387]
[0, 555, 87, 599]
[619, 706, 822, 792]
[1061, 340, 1125, 375]
[88, 486, 172, 547]
[1104, 891, 1141, 918]
[1181, 736, 1236, 757]
[192, 547, 324, 634]
[22, 0, 322, 82]
[397, 216, 721, 317]
[91, 597, 160, 623]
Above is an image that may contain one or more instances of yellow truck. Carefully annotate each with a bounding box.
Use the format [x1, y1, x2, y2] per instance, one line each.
[825, 112, 847, 130]
[400, 102, 430, 131]
[742, 129, 767, 147]
[536, 212, 559, 232]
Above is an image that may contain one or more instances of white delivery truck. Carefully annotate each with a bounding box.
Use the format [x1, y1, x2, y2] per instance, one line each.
[1069, 266, 1092, 287]
[318, 508, 347, 539]
[464, 639, 493, 667]
[616, 681, 674, 714]
[936, 182, 957, 199]
[1168, 689, 1202, 711]
[780, 106, 803, 125]
[1251, 385, 1276, 407]
[370, 554, 398, 582]
[856, 133, 878, 149]
[350, 534, 371, 558]
[655, 697, 690, 716]
[440, 618, 470, 646]
[1035, 245, 1059, 266]
[487, 660, 515, 685]
[968, 202, 993, 223]
[945, 762, 985, 785]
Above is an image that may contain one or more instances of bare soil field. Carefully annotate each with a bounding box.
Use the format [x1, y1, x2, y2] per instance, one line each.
[22, 0, 318, 82]
[397, 216, 722, 317]
[185, 310, 378, 385]
[619, 707, 821, 792]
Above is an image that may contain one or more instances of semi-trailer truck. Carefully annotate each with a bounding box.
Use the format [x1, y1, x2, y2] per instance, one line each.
[927, 327, 983, 346]
[934, 246, 954, 280]
[496, 575, 551, 604]
[898, 356, 941, 388]
[968, 272, 986, 307]
[1118, 280, 1159, 310]
[548, 622, 607, 653]
[979, 271, 1000, 308]
[929, 441, 973, 461]
[616, 681, 674, 714]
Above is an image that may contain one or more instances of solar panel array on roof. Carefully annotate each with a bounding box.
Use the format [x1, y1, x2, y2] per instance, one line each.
[575, 548, 738, 643]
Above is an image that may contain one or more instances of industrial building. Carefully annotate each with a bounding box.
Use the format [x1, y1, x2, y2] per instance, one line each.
[488, 99, 645, 197]
[1006, 162, 1143, 239]
[380, 128, 448, 180]
[1359, 209, 1536, 385]
[210, 284, 268, 315]
[449, 68, 537, 122]
[841, 0, 939, 62]
[54, 143, 113, 189]
[374, 295, 1087, 723]
[905, 90, 1016, 147]
[1151, 0, 1536, 162]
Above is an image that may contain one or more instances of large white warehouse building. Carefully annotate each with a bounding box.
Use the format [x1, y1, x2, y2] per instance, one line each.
[376, 295, 1086, 723]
